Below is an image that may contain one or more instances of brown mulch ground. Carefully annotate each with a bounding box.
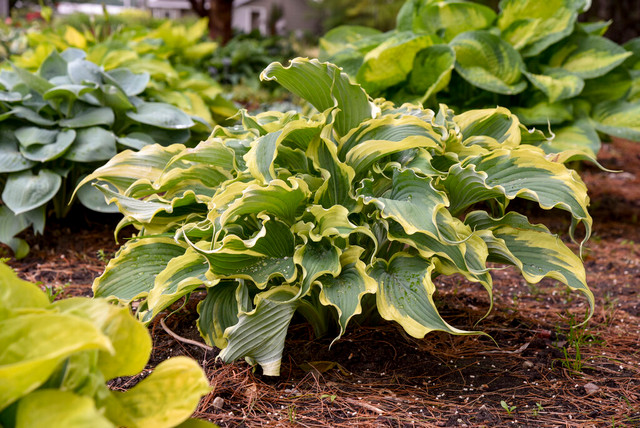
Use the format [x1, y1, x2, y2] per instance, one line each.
[5, 138, 640, 427]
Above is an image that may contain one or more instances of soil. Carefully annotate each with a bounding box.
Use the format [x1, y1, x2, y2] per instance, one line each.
[5, 138, 640, 428]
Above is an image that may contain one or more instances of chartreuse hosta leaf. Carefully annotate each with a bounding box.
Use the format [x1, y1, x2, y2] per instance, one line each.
[591, 100, 640, 140]
[89, 58, 594, 376]
[414, 1, 496, 41]
[0, 263, 211, 428]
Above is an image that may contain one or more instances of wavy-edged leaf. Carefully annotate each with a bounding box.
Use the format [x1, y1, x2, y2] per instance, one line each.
[93, 237, 188, 303]
[59, 107, 114, 128]
[307, 136, 356, 210]
[261, 58, 374, 138]
[466, 211, 593, 316]
[547, 35, 632, 79]
[454, 107, 522, 146]
[126, 102, 195, 130]
[166, 137, 237, 172]
[307, 204, 374, 244]
[368, 254, 477, 338]
[451, 30, 526, 95]
[2, 169, 61, 215]
[197, 281, 250, 349]
[524, 69, 584, 103]
[537, 119, 600, 157]
[294, 237, 341, 299]
[591, 99, 640, 141]
[219, 286, 299, 376]
[497, 0, 580, 56]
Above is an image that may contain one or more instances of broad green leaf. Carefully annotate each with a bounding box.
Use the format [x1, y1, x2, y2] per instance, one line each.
[307, 136, 356, 210]
[20, 129, 76, 162]
[357, 168, 449, 238]
[67, 59, 102, 85]
[38, 50, 68, 80]
[116, 133, 156, 150]
[0, 138, 37, 173]
[512, 100, 574, 125]
[75, 179, 119, 213]
[126, 102, 195, 130]
[451, 31, 527, 95]
[108, 357, 210, 428]
[12, 64, 54, 94]
[524, 69, 585, 103]
[103, 68, 149, 96]
[591, 100, 640, 140]
[0, 206, 44, 259]
[294, 237, 341, 299]
[43, 84, 94, 101]
[93, 238, 188, 303]
[220, 286, 300, 376]
[59, 107, 114, 128]
[2, 169, 61, 215]
[306, 204, 375, 244]
[356, 32, 438, 95]
[261, 58, 374, 138]
[195, 218, 296, 288]
[9, 107, 56, 126]
[0, 312, 112, 411]
[368, 254, 476, 338]
[547, 35, 632, 79]
[415, 1, 496, 41]
[15, 127, 58, 148]
[580, 67, 631, 103]
[52, 298, 152, 380]
[197, 281, 250, 349]
[64, 127, 117, 162]
[466, 211, 593, 315]
[408, 44, 455, 101]
[497, 0, 579, 56]
[13, 390, 114, 428]
[317, 246, 376, 341]
[536, 119, 600, 157]
[0, 262, 49, 311]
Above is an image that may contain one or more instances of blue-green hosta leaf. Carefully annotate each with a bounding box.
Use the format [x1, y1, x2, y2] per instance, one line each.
[64, 127, 117, 162]
[194, 218, 296, 288]
[59, 107, 114, 128]
[368, 254, 478, 338]
[198, 281, 250, 349]
[408, 44, 455, 100]
[219, 286, 300, 376]
[12, 64, 54, 94]
[451, 31, 527, 95]
[12, 389, 115, 428]
[523, 69, 585, 103]
[0, 206, 45, 259]
[10, 106, 56, 126]
[536, 119, 600, 158]
[101, 84, 135, 111]
[75, 179, 119, 213]
[103, 68, 150, 96]
[107, 357, 210, 428]
[547, 35, 632, 79]
[512, 100, 574, 126]
[357, 168, 449, 238]
[126, 102, 195, 130]
[0, 90, 24, 102]
[14, 126, 58, 148]
[52, 297, 152, 380]
[93, 237, 188, 303]
[43, 84, 95, 101]
[146, 247, 211, 318]
[116, 132, 156, 150]
[0, 312, 113, 411]
[317, 246, 376, 341]
[356, 32, 439, 95]
[20, 129, 76, 162]
[497, 0, 580, 56]
[2, 169, 61, 215]
[0, 138, 36, 173]
[591, 100, 640, 141]
[220, 177, 310, 226]
[466, 211, 593, 316]
[67, 59, 102, 85]
[38, 49, 68, 80]
[261, 58, 374, 138]
[415, 1, 496, 41]
[293, 237, 341, 299]
[443, 147, 592, 245]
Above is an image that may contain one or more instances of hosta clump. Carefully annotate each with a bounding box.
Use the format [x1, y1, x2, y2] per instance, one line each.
[320, 0, 640, 159]
[0, 263, 212, 428]
[0, 48, 199, 258]
[82, 59, 594, 376]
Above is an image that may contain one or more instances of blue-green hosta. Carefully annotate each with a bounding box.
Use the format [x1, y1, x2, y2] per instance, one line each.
[0, 48, 200, 258]
[80, 59, 593, 376]
[0, 263, 213, 428]
[320, 0, 640, 159]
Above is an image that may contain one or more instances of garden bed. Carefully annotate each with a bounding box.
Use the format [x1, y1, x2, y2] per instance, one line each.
[6, 138, 640, 427]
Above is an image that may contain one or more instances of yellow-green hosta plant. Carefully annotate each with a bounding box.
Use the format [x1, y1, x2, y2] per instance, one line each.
[80, 58, 594, 376]
[0, 263, 213, 428]
[320, 0, 640, 159]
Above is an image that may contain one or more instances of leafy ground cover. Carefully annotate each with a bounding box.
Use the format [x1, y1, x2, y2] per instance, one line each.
[4, 136, 639, 426]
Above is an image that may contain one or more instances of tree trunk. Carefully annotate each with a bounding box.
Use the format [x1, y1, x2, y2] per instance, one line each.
[209, 0, 233, 45]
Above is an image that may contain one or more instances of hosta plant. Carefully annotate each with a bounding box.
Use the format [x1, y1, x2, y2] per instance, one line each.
[0, 48, 199, 258]
[80, 59, 594, 376]
[0, 263, 212, 428]
[319, 0, 640, 159]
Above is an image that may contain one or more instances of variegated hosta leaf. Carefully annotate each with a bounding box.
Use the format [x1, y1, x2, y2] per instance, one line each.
[165, 137, 236, 172]
[466, 211, 594, 316]
[125, 165, 231, 200]
[306, 205, 375, 245]
[368, 254, 479, 338]
[261, 58, 374, 138]
[219, 286, 300, 376]
[197, 281, 250, 349]
[453, 107, 522, 147]
[415, 1, 497, 41]
[193, 217, 296, 288]
[591, 99, 640, 141]
[579, 67, 631, 104]
[307, 135, 356, 210]
[450, 30, 527, 95]
[498, 0, 580, 57]
[317, 246, 377, 342]
[408, 44, 455, 101]
[537, 118, 601, 158]
[93, 237, 188, 304]
[511, 100, 574, 126]
[357, 168, 448, 238]
[319, 25, 383, 58]
[294, 237, 341, 299]
[523, 69, 585, 103]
